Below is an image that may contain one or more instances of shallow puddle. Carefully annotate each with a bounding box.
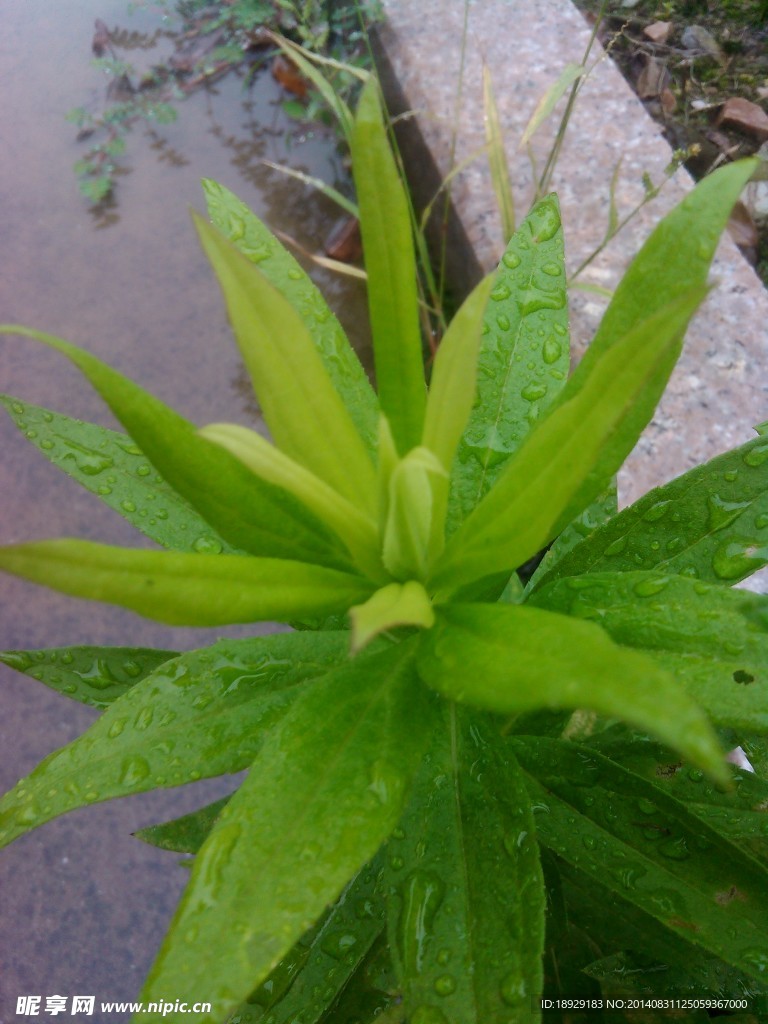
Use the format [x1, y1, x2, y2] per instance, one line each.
[0, 2, 369, 1015]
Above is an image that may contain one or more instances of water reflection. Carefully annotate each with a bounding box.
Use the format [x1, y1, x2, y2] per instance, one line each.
[0, 2, 370, 1016]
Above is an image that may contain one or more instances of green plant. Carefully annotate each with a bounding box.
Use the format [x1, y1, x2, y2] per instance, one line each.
[1, 76, 767, 1024]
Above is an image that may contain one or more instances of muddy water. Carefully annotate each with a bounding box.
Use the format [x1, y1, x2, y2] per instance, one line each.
[0, 2, 369, 1017]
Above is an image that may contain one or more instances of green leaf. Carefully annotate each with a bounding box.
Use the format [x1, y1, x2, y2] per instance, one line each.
[0, 395, 238, 554]
[422, 275, 494, 473]
[202, 179, 378, 453]
[0, 632, 350, 849]
[0, 327, 348, 568]
[0, 539, 374, 627]
[270, 34, 356, 141]
[383, 705, 545, 1023]
[569, 159, 758, 388]
[520, 63, 585, 147]
[531, 571, 768, 733]
[513, 737, 768, 982]
[134, 798, 230, 853]
[559, 864, 767, 1012]
[248, 853, 387, 1024]
[530, 431, 768, 592]
[350, 76, 426, 454]
[139, 639, 437, 1023]
[483, 64, 515, 242]
[0, 645, 177, 709]
[349, 581, 434, 652]
[589, 730, 768, 853]
[193, 214, 377, 513]
[448, 196, 570, 531]
[382, 447, 447, 579]
[434, 288, 707, 593]
[418, 603, 727, 782]
[199, 422, 383, 580]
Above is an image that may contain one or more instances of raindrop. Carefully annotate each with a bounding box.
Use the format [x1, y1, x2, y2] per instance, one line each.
[604, 536, 628, 557]
[756, 514, 768, 530]
[193, 536, 224, 554]
[134, 706, 154, 731]
[368, 759, 403, 807]
[320, 931, 357, 962]
[707, 494, 750, 532]
[119, 756, 150, 787]
[97, 485, 112, 496]
[658, 836, 690, 861]
[712, 537, 768, 580]
[540, 261, 560, 277]
[743, 444, 768, 467]
[491, 283, 511, 301]
[433, 975, 456, 997]
[531, 198, 561, 242]
[136, 464, 152, 477]
[642, 500, 671, 522]
[397, 870, 446, 975]
[40, 439, 54, 450]
[496, 313, 511, 332]
[121, 500, 137, 513]
[742, 948, 768, 973]
[436, 948, 451, 966]
[499, 970, 526, 1007]
[502, 251, 521, 270]
[521, 382, 548, 402]
[724, 470, 739, 482]
[633, 576, 670, 597]
[542, 335, 562, 364]
[107, 718, 127, 739]
[287, 268, 303, 281]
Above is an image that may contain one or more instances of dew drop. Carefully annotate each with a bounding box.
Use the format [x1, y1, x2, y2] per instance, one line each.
[193, 536, 224, 554]
[136, 464, 152, 477]
[107, 717, 127, 739]
[121, 500, 137, 513]
[368, 759, 403, 807]
[521, 382, 548, 402]
[97, 485, 112, 496]
[604, 536, 628, 557]
[642, 500, 672, 522]
[434, 975, 456, 997]
[724, 469, 739, 482]
[531, 198, 561, 242]
[542, 335, 562, 364]
[502, 251, 521, 270]
[540, 261, 561, 277]
[320, 930, 357, 962]
[134, 706, 154, 731]
[491, 283, 511, 301]
[633, 576, 670, 597]
[707, 494, 750, 532]
[397, 871, 446, 975]
[119, 755, 150, 787]
[659, 836, 690, 861]
[713, 537, 768, 580]
[496, 313, 511, 332]
[500, 970, 526, 1006]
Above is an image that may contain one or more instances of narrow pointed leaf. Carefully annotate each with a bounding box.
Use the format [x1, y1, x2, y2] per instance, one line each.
[0, 395, 239, 553]
[0, 540, 374, 626]
[199, 421, 383, 581]
[569, 159, 758, 387]
[351, 76, 426, 454]
[483, 64, 516, 241]
[0, 645, 177, 709]
[270, 34, 357, 140]
[0, 633, 350, 849]
[249, 853, 387, 1024]
[434, 289, 706, 592]
[0, 327, 348, 566]
[193, 215, 376, 511]
[422, 274, 494, 472]
[513, 737, 768, 982]
[531, 431, 768, 593]
[382, 447, 446, 580]
[384, 705, 545, 1023]
[560, 864, 768, 1011]
[589, 730, 768, 851]
[202, 179, 378, 452]
[134, 798, 230, 853]
[349, 581, 434, 652]
[520, 63, 585, 147]
[448, 196, 570, 530]
[140, 640, 437, 1023]
[418, 603, 727, 782]
[531, 571, 768, 733]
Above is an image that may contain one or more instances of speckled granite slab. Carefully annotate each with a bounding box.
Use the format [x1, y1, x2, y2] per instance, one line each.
[375, 0, 768, 508]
